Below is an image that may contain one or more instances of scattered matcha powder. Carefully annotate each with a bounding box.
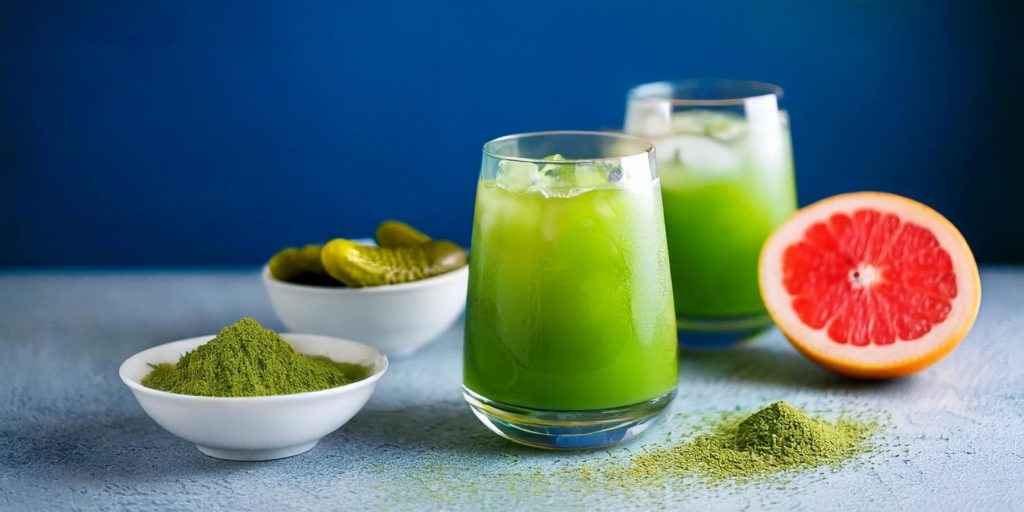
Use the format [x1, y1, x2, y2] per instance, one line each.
[376, 401, 885, 506]
[603, 401, 876, 484]
[141, 317, 371, 397]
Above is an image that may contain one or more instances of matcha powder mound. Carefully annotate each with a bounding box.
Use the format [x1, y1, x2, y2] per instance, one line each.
[614, 401, 876, 483]
[141, 318, 370, 397]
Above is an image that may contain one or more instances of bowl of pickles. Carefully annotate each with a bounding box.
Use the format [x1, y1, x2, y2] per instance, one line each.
[262, 221, 469, 357]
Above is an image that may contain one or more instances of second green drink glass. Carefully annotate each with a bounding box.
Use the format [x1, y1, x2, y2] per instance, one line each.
[463, 131, 678, 450]
[625, 80, 798, 348]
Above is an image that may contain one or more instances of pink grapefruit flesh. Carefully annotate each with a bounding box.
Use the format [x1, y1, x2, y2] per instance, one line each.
[759, 192, 981, 379]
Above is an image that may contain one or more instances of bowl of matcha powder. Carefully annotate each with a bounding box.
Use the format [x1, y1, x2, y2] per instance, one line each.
[119, 318, 388, 461]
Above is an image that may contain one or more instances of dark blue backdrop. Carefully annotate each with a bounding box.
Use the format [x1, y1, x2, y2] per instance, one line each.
[2, 0, 1022, 265]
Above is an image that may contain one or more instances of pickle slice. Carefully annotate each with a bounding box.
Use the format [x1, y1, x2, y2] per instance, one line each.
[376, 220, 431, 247]
[269, 245, 340, 286]
[321, 239, 467, 287]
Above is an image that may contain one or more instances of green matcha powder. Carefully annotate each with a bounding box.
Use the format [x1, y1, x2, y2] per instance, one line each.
[142, 318, 370, 397]
[380, 401, 881, 503]
[607, 401, 876, 483]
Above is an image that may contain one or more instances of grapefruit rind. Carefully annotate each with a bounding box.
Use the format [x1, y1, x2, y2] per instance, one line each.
[759, 192, 981, 379]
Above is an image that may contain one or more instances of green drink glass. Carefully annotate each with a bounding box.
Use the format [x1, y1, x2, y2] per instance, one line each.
[463, 131, 678, 450]
[625, 80, 798, 348]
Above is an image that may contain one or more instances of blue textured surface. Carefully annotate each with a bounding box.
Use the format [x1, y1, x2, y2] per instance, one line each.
[1, 268, 1022, 511]
[2, 0, 1023, 265]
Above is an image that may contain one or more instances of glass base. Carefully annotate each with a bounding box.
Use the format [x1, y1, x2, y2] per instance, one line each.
[463, 387, 676, 450]
[676, 312, 773, 349]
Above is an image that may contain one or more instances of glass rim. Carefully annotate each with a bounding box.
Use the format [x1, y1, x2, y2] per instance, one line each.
[627, 79, 784, 107]
[482, 130, 654, 164]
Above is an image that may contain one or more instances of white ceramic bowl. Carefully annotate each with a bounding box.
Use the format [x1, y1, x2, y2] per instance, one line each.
[120, 333, 388, 461]
[262, 264, 468, 357]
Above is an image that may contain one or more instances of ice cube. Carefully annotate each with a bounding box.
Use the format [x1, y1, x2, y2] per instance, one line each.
[705, 114, 746, 141]
[497, 160, 538, 191]
[670, 110, 713, 135]
[525, 183, 552, 198]
[534, 154, 579, 195]
[538, 154, 572, 178]
[607, 166, 623, 182]
[573, 162, 611, 188]
[671, 110, 747, 141]
[659, 135, 740, 172]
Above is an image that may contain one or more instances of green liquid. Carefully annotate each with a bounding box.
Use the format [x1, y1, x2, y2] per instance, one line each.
[656, 122, 797, 318]
[464, 181, 678, 411]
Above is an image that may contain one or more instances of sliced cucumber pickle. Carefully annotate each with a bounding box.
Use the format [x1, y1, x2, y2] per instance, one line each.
[269, 245, 340, 286]
[321, 238, 467, 287]
[376, 220, 431, 247]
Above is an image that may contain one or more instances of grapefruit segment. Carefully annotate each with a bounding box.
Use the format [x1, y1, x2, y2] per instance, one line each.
[759, 192, 981, 379]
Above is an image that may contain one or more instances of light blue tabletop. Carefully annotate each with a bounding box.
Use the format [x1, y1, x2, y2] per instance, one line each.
[1, 268, 1021, 511]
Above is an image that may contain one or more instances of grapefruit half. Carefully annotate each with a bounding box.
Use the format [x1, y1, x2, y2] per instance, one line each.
[759, 192, 981, 379]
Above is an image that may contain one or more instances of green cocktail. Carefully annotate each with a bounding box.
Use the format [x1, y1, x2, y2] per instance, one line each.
[626, 80, 797, 346]
[464, 132, 678, 450]
[464, 181, 678, 410]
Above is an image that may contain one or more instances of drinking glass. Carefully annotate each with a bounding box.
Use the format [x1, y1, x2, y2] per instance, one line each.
[625, 80, 797, 348]
[463, 131, 678, 450]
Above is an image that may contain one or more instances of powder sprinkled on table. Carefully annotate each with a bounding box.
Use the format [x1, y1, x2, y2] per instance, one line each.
[370, 401, 888, 507]
[604, 401, 876, 484]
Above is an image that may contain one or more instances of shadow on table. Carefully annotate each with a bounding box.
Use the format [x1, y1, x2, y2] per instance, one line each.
[0, 414, 252, 482]
[679, 331, 912, 392]
[329, 400, 536, 457]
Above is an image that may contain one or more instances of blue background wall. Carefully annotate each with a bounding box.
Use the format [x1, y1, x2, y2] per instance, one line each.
[2, 0, 1022, 266]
